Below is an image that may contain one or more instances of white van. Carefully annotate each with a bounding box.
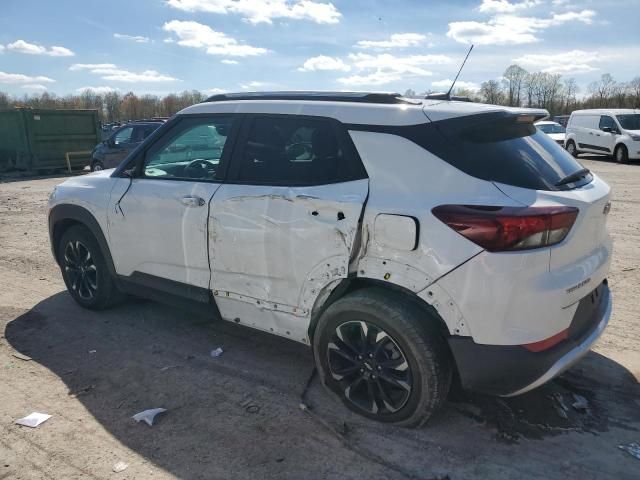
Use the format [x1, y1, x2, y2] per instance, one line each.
[565, 109, 640, 163]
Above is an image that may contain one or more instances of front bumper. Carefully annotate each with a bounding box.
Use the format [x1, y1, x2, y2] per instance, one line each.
[448, 281, 611, 396]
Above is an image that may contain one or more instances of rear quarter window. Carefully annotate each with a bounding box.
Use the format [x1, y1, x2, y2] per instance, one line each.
[412, 112, 591, 191]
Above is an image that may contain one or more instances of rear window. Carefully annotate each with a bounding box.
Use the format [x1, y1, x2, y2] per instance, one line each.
[537, 123, 565, 134]
[416, 112, 591, 191]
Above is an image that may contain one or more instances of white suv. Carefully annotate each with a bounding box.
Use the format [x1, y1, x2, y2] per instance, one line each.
[48, 92, 613, 427]
[565, 108, 640, 163]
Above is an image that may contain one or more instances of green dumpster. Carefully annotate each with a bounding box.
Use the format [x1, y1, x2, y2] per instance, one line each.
[0, 108, 100, 173]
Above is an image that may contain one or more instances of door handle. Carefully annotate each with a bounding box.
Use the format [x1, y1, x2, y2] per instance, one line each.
[180, 196, 205, 207]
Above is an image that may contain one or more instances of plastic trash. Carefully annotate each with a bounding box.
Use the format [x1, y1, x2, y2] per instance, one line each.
[113, 461, 129, 473]
[571, 394, 589, 411]
[619, 442, 640, 460]
[210, 347, 224, 358]
[12, 352, 32, 361]
[132, 408, 167, 426]
[15, 412, 52, 428]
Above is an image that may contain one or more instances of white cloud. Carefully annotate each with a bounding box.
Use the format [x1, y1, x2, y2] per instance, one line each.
[114, 33, 151, 43]
[298, 55, 350, 72]
[69, 63, 178, 82]
[337, 53, 452, 86]
[0, 45, 6, 53]
[69, 63, 118, 71]
[356, 33, 428, 49]
[478, 0, 540, 14]
[0, 71, 55, 84]
[447, 10, 595, 45]
[240, 81, 267, 89]
[221, 59, 239, 64]
[7, 39, 75, 57]
[513, 49, 604, 74]
[76, 86, 121, 94]
[163, 20, 267, 57]
[203, 87, 227, 95]
[21, 84, 49, 91]
[165, 0, 341, 24]
[431, 79, 480, 92]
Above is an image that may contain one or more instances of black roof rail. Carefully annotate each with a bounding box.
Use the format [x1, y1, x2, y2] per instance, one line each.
[203, 91, 420, 105]
[424, 92, 472, 102]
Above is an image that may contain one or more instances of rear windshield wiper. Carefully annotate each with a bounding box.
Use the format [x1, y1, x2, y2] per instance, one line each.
[555, 168, 591, 186]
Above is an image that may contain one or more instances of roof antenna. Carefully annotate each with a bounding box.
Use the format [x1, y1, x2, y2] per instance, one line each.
[426, 44, 474, 101]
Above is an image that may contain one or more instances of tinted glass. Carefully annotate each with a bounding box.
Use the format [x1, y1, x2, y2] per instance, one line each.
[599, 116, 616, 130]
[114, 126, 133, 145]
[144, 117, 233, 181]
[617, 114, 640, 130]
[537, 123, 566, 134]
[413, 113, 591, 191]
[236, 116, 348, 185]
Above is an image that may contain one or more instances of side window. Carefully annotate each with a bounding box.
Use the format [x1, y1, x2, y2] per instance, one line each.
[143, 117, 234, 181]
[142, 125, 157, 139]
[114, 126, 134, 146]
[235, 116, 355, 186]
[599, 116, 615, 131]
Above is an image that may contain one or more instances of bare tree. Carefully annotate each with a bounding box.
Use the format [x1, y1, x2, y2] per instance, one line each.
[588, 73, 617, 107]
[630, 77, 640, 108]
[480, 80, 505, 105]
[503, 65, 528, 106]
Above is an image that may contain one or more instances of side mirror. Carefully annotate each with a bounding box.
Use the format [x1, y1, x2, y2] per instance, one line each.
[601, 126, 612, 133]
[107, 138, 116, 147]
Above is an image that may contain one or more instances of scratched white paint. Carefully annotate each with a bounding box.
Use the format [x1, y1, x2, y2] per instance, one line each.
[209, 179, 368, 342]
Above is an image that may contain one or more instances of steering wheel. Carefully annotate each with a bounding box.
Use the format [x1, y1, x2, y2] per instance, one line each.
[286, 142, 313, 161]
[183, 159, 216, 179]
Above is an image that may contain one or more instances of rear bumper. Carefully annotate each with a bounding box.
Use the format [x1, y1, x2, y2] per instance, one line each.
[448, 281, 611, 396]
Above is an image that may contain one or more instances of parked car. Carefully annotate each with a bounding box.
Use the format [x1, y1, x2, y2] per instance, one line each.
[565, 109, 640, 163]
[553, 115, 570, 127]
[48, 92, 612, 427]
[535, 120, 566, 145]
[91, 120, 164, 171]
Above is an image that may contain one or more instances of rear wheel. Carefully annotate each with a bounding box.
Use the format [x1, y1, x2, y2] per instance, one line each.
[58, 225, 122, 309]
[614, 144, 629, 164]
[566, 140, 578, 158]
[313, 288, 452, 427]
[91, 160, 104, 172]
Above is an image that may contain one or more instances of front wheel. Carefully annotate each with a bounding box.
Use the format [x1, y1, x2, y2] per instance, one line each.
[566, 140, 578, 158]
[313, 288, 452, 427]
[58, 225, 122, 309]
[91, 160, 104, 172]
[614, 144, 629, 164]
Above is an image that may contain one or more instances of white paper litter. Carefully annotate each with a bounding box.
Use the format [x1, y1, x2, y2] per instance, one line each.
[132, 408, 167, 426]
[619, 442, 640, 460]
[210, 347, 224, 358]
[113, 461, 129, 473]
[15, 412, 52, 428]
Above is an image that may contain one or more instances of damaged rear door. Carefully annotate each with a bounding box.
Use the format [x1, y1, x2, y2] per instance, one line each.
[209, 114, 368, 341]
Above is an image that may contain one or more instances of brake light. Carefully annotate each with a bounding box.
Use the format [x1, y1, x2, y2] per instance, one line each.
[522, 328, 569, 352]
[432, 205, 578, 252]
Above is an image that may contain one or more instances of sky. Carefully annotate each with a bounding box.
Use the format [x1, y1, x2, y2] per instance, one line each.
[0, 0, 638, 98]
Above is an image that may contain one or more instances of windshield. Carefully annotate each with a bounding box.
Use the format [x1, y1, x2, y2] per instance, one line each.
[616, 114, 640, 130]
[537, 123, 566, 134]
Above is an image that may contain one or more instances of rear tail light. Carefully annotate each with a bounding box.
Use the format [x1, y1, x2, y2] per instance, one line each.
[432, 205, 578, 252]
[522, 328, 569, 352]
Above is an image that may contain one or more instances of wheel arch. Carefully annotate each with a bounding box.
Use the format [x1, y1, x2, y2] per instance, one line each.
[308, 277, 451, 342]
[49, 204, 116, 276]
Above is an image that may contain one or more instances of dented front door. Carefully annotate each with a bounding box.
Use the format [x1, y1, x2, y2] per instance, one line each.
[208, 180, 368, 336]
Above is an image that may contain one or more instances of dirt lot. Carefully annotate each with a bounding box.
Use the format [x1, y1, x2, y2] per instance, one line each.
[1, 157, 638, 480]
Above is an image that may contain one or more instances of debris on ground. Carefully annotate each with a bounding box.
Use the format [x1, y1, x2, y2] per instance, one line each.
[15, 412, 52, 428]
[619, 442, 640, 460]
[68, 384, 96, 398]
[112, 461, 129, 473]
[551, 393, 569, 419]
[88, 349, 96, 354]
[210, 347, 224, 358]
[11, 352, 32, 361]
[159, 365, 180, 372]
[571, 394, 589, 412]
[132, 408, 167, 426]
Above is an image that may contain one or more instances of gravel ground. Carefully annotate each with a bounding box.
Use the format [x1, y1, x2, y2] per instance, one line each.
[1, 156, 638, 480]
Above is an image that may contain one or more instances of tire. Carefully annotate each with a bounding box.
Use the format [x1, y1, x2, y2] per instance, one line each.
[313, 287, 452, 427]
[91, 160, 104, 172]
[57, 225, 122, 310]
[566, 140, 579, 158]
[614, 144, 629, 164]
